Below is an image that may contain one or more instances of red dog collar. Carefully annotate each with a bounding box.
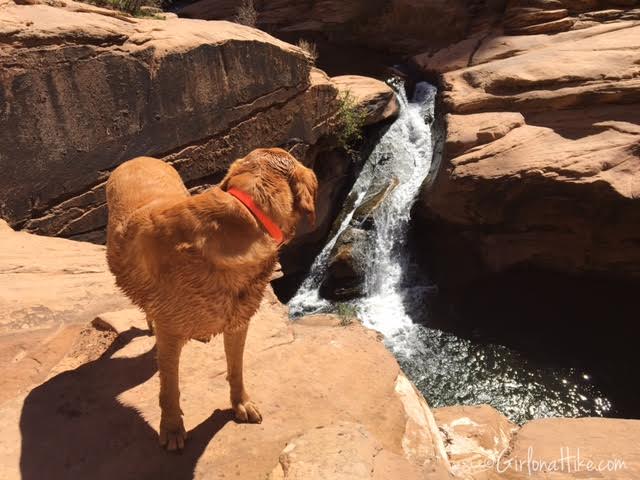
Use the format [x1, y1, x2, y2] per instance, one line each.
[227, 187, 284, 245]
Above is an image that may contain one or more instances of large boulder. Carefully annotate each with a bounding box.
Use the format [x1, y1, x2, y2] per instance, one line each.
[332, 75, 399, 125]
[434, 405, 517, 479]
[320, 227, 369, 300]
[414, 20, 640, 285]
[0, 1, 342, 243]
[320, 177, 399, 300]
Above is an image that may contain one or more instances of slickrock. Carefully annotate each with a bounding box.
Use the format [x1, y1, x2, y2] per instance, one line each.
[0, 220, 131, 402]
[0, 229, 451, 480]
[268, 422, 450, 480]
[414, 19, 640, 284]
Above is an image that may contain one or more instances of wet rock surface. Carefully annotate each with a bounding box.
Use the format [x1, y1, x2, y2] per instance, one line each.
[319, 177, 399, 301]
[320, 227, 369, 300]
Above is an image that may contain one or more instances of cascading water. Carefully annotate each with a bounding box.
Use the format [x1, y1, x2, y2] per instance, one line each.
[289, 80, 437, 329]
[289, 81, 612, 424]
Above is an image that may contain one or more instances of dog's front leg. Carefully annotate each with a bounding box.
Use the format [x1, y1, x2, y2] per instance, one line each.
[156, 333, 187, 450]
[224, 325, 262, 423]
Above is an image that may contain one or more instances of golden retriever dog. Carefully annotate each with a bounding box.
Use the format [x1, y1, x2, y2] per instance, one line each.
[106, 148, 317, 450]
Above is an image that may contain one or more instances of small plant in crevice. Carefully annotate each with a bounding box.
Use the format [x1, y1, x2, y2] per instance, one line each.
[234, 0, 258, 27]
[296, 39, 319, 65]
[336, 303, 357, 326]
[335, 91, 367, 154]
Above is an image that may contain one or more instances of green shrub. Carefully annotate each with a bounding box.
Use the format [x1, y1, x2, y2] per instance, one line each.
[115, 0, 142, 14]
[335, 91, 366, 152]
[335, 303, 357, 326]
[234, 0, 258, 27]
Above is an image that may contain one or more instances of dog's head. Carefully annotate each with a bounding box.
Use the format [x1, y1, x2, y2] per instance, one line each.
[220, 148, 318, 243]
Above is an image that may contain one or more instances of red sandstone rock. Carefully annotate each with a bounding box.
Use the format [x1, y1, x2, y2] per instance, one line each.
[415, 20, 640, 283]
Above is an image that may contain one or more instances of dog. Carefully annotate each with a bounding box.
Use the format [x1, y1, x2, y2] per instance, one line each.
[106, 148, 317, 450]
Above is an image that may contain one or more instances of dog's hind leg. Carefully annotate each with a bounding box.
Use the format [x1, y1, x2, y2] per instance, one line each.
[156, 332, 187, 450]
[224, 325, 262, 423]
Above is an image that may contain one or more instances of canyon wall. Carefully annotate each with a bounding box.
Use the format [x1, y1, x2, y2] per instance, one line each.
[414, 1, 640, 285]
[178, 0, 503, 55]
[0, 1, 341, 243]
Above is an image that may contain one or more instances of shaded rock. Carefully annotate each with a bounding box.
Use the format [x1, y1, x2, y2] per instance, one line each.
[579, 8, 626, 20]
[319, 176, 399, 300]
[178, 0, 497, 56]
[607, 0, 638, 5]
[512, 0, 565, 7]
[0, 273, 451, 479]
[332, 75, 399, 125]
[558, 0, 599, 11]
[352, 177, 399, 229]
[504, 7, 569, 30]
[0, 2, 343, 243]
[320, 227, 369, 300]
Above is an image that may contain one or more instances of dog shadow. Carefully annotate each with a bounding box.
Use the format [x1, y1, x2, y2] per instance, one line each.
[19, 329, 234, 480]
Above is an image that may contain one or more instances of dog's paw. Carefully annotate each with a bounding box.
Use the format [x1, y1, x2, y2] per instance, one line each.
[233, 400, 262, 424]
[159, 416, 187, 451]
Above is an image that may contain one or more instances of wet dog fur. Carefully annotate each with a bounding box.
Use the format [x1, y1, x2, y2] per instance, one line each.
[106, 148, 317, 450]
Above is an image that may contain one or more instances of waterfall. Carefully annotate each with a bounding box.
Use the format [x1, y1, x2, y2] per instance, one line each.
[288, 81, 612, 424]
[289, 81, 437, 334]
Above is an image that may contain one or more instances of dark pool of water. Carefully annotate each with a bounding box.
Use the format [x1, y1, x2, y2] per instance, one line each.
[398, 264, 640, 423]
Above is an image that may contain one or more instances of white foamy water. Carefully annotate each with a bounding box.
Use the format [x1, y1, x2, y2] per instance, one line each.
[289, 81, 437, 341]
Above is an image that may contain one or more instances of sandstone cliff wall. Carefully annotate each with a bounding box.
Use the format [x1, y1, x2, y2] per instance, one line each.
[178, 0, 496, 55]
[0, 1, 340, 242]
[414, 5, 640, 285]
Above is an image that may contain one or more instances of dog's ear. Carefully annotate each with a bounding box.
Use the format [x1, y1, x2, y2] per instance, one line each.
[290, 163, 318, 227]
[219, 158, 247, 191]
